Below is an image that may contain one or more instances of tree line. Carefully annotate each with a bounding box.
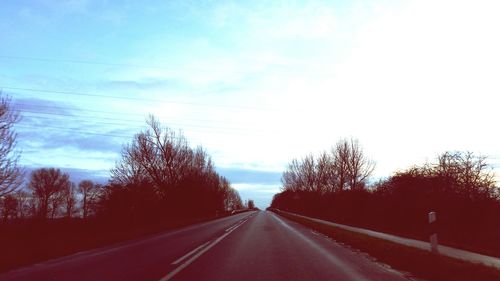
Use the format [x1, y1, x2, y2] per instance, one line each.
[0, 94, 244, 223]
[0, 171, 103, 221]
[281, 138, 375, 192]
[103, 116, 244, 223]
[0, 94, 249, 272]
[272, 139, 500, 256]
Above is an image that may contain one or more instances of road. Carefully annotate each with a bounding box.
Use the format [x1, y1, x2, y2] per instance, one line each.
[0, 211, 414, 281]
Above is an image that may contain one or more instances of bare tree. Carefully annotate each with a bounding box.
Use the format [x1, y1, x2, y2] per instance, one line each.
[332, 138, 374, 190]
[436, 151, 496, 199]
[247, 199, 255, 209]
[301, 155, 317, 192]
[14, 190, 32, 218]
[0, 94, 22, 197]
[111, 115, 192, 195]
[0, 194, 18, 221]
[281, 155, 318, 192]
[78, 180, 102, 218]
[63, 183, 78, 218]
[220, 177, 243, 211]
[28, 168, 71, 219]
[282, 138, 374, 193]
[108, 115, 238, 218]
[110, 144, 148, 186]
[315, 151, 336, 193]
[332, 139, 351, 191]
[281, 158, 303, 191]
[346, 138, 375, 190]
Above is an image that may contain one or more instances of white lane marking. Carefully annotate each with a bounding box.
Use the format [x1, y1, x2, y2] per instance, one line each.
[224, 218, 248, 232]
[159, 215, 251, 281]
[310, 230, 321, 236]
[226, 218, 249, 232]
[0, 213, 257, 278]
[225, 222, 240, 233]
[171, 241, 210, 265]
[270, 213, 370, 281]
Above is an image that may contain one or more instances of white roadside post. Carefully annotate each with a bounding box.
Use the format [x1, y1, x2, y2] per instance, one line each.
[428, 211, 439, 254]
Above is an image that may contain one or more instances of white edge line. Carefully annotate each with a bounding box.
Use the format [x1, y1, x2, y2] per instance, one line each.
[159, 218, 248, 281]
[171, 241, 210, 265]
[270, 213, 370, 281]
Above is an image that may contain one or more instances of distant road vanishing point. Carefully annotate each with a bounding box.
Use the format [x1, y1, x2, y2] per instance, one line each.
[0, 211, 412, 281]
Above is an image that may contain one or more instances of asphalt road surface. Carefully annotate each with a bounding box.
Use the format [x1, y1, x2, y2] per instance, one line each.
[0, 211, 414, 281]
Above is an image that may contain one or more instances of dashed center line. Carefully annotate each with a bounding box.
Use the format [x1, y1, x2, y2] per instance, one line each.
[160, 215, 252, 281]
[171, 241, 210, 265]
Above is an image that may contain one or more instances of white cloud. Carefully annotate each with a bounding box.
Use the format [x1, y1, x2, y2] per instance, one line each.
[11, 0, 500, 195]
[320, 0, 500, 176]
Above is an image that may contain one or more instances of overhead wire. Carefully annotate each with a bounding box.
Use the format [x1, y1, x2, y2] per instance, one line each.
[15, 123, 220, 146]
[0, 54, 306, 79]
[13, 102, 264, 127]
[0, 55, 256, 75]
[19, 110, 271, 135]
[3, 86, 278, 111]
[15, 123, 135, 139]
[0, 54, 290, 113]
[21, 114, 146, 129]
[2, 53, 284, 146]
[0, 55, 171, 70]
[14, 102, 148, 118]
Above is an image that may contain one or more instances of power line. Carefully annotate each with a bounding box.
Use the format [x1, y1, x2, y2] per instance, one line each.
[0, 55, 169, 70]
[6, 86, 192, 103]
[0, 55, 253, 75]
[16, 124, 203, 142]
[15, 124, 216, 146]
[20, 110, 270, 135]
[0, 55, 307, 77]
[13, 102, 257, 126]
[21, 114, 146, 129]
[15, 124, 134, 139]
[14, 102, 148, 118]
[4, 86, 277, 111]
[20, 109, 145, 125]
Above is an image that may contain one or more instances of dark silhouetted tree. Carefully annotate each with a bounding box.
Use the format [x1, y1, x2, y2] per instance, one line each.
[78, 180, 101, 218]
[247, 199, 255, 209]
[281, 158, 303, 192]
[111, 115, 192, 194]
[63, 183, 78, 218]
[281, 138, 374, 193]
[281, 155, 322, 192]
[28, 168, 71, 219]
[435, 151, 496, 200]
[221, 177, 243, 211]
[107, 115, 241, 221]
[345, 138, 375, 190]
[332, 138, 374, 191]
[332, 139, 350, 191]
[0, 93, 22, 197]
[0, 194, 18, 221]
[14, 190, 32, 218]
[273, 150, 500, 255]
[315, 151, 336, 193]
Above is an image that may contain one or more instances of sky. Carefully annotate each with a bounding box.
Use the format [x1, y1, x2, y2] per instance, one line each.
[1, 0, 500, 209]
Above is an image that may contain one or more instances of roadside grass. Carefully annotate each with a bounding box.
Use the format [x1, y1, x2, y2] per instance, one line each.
[274, 210, 500, 281]
[0, 211, 248, 274]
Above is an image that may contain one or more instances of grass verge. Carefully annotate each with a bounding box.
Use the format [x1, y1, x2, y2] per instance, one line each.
[273, 210, 500, 281]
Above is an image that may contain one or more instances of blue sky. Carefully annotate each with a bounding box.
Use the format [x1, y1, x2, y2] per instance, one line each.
[2, 0, 500, 208]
